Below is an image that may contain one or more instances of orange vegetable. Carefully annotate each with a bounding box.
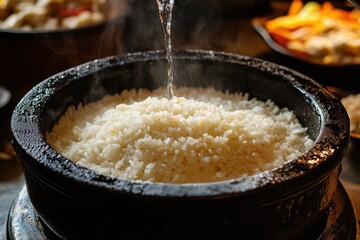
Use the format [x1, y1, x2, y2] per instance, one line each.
[268, 27, 298, 46]
[288, 0, 304, 15]
[265, 15, 320, 31]
[322, 1, 334, 13]
[264, 0, 360, 65]
[266, 1, 360, 35]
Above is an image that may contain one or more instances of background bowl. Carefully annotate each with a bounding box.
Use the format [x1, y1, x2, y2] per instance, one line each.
[0, 16, 125, 104]
[11, 50, 349, 239]
[252, 17, 360, 92]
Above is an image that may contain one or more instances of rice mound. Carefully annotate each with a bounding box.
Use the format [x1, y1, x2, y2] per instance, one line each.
[46, 87, 314, 183]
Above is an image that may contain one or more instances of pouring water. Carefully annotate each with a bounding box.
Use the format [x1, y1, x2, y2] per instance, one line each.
[156, 0, 175, 99]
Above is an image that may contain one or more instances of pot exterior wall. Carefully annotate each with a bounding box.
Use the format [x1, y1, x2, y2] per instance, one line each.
[21, 160, 341, 240]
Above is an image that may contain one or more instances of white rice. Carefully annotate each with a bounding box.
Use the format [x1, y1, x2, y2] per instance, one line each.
[46, 87, 314, 183]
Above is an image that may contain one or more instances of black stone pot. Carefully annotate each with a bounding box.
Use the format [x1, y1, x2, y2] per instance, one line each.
[11, 50, 349, 240]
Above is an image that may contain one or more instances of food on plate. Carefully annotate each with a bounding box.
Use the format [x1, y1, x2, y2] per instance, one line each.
[265, 0, 360, 65]
[341, 94, 360, 134]
[0, 0, 111, 30]
[46, 87, 313, 183]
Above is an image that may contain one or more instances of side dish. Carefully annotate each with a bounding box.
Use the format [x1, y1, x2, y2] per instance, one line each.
[265, 0, 360, 65]
[0, 0, 110, 30]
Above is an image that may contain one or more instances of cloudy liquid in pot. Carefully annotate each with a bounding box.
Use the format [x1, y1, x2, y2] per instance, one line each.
[156, 0, 175, 99]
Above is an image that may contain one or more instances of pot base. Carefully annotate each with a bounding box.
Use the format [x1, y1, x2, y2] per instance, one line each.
[7, 183, 358, 240]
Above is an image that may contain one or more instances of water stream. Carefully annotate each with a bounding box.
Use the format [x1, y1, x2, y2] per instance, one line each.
[156, 0, 175, 99]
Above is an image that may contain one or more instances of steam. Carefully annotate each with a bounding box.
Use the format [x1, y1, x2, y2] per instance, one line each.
[44, 0, 263, 122]
[43, 0, 128, 73]
[44, 0, 266, 144]
[95, 0, 128, 58]
[39, 0, 262, 87]
[121, 0, 261, 94]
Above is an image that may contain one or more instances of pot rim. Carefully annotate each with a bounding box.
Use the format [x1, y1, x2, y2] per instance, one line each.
[11, 50, 349, 197]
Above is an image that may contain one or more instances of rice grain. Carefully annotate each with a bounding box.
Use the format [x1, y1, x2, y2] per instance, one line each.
[46, 87, 313, 183]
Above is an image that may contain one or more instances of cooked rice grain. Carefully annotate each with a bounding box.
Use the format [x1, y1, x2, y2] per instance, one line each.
[46, 87, 313, 183]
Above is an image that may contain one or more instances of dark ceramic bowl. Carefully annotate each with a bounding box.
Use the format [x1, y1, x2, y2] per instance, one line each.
[0, 14, 125, 103]
[11, 50, 349, 240]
